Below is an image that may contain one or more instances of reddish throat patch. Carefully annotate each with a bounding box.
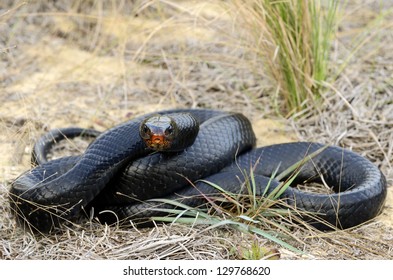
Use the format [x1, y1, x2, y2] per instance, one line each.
[146, 134, 169, 150]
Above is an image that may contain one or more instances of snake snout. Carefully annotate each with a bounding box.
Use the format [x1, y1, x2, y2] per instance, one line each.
[152, 135, 164, 144]
[146, 134, 170, 150]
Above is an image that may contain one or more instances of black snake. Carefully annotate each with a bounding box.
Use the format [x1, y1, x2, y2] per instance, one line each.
[9, 109, 387, 233]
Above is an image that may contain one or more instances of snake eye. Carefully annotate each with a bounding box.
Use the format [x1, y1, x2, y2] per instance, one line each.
[164, 126, 174, 136]
[140, 124, 151, 139]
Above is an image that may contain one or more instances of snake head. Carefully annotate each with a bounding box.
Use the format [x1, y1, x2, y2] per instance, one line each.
[139, 115, 178, 151]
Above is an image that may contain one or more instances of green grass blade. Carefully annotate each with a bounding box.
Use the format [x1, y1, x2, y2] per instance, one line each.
[275, 145, 328, 181]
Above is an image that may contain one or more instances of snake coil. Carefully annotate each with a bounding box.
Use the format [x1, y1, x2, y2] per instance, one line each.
[9, 109, 387, 233]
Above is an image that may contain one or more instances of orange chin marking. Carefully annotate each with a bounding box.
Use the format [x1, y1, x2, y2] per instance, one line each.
[145, 135, 170, 150]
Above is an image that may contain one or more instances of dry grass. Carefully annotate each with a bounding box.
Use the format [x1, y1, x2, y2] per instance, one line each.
[0, 0, 392, 260]
[232, 0, 338, 115]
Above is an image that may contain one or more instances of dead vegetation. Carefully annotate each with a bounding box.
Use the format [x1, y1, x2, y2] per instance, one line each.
[0, 0, 392, 259]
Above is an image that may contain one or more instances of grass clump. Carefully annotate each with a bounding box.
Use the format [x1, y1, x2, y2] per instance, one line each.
[234, 0, 338, 116]
[235, 239, 280, 260]
[150, 171, 306, 256]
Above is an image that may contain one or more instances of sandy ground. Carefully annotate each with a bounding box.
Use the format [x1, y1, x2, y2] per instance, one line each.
[0, 0, 392, 259]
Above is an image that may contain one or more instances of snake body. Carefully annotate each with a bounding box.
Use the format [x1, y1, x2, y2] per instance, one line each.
[9, 109, 387, 233]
